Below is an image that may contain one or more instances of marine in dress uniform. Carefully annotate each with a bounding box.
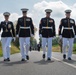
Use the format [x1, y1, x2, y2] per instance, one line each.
[39, 9, 56, 60]
[16, 8, 34, 61]
[0, 12, 15, 61]
[59, 9, 76, 60]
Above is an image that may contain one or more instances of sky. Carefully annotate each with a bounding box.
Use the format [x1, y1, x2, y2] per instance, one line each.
[0, 0, 76, 42]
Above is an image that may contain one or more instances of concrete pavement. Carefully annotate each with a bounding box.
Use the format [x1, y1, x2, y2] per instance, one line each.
[0, 51, 76, 75]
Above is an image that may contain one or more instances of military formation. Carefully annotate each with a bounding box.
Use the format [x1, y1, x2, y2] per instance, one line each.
[0, 8, 76, 62]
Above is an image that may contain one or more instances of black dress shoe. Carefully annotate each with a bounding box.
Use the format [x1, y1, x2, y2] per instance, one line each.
[43, 54, 45, 59]
[4, 59, 7, 61]
[68, 57, 72, 60]
[63, 54, 66, 59]
[26, 55, 29, 60]
[7, 58, 10, 61]
[47, 58, 51, 61]
[21, 59, 25, 61]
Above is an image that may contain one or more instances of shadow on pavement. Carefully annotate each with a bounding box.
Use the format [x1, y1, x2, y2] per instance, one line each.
[34, 59, 54, 65]
[63, 59, 76, 64]
[0, 61, 8, 64]
[2, 61, 28, 66]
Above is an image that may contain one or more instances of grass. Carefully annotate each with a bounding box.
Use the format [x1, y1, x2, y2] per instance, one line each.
[40, 45, 61, 52]
[40, 44, 76, 53]
[52, 44, 76, 53]
[52, 45, 61, 52]
[73, 44, 76, 54]
[0, 42, 20, 57]
[11, 43, 20, 54]
[0, 43, 76, 57]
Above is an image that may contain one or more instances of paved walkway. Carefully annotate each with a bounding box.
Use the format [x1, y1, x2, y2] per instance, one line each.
[0, 51, 76, 75]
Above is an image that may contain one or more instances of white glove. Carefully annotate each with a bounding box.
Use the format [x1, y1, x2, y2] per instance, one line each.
[0, 39, 1, 42]
[39, 34, 42, 38]
[16, 35, 19, 38]
[31, 34, 34, 37]
[75, 35, 76, 38]
[59, 35, 62, 39]
[0, 38, 2, 42]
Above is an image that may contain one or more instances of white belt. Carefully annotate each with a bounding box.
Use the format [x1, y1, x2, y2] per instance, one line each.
[63, 27, 75, 35]
[63, 27, 73, 29]
[42, 27, 52, 29]
[20, 27, 30, 29]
